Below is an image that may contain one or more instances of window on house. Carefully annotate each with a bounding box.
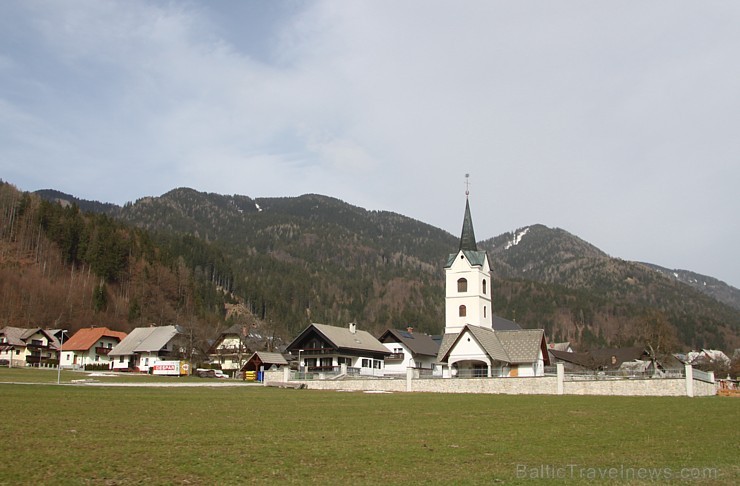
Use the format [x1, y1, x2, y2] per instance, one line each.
[394, 348, 403, 354]
[305, 358, 317, 368]
[482, 279, 487, 294]
[373, 360, 382, 369]
[362, 359, 371, 368]
[459, 305, 467, 317]
[320, 357, 332, 368]
[306, 338, 325, 350]
[338, 357, 352, 366]
[484, 306, 487, 318]
[457, 278, 467, 292]
[119, 356, 124, 363]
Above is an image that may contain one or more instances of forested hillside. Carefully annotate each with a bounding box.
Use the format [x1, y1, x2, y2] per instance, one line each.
[112, 189, 452, 336]
[0, 182, 246, 351]
[3, 182, 738, 353]
[480, 226, 740, 350]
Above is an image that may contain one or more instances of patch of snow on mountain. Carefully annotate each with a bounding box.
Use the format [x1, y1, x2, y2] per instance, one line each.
[255, 203, 262, 212]
[504, 227, 530, 250]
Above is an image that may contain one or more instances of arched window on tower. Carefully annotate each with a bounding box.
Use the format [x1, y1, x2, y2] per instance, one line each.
[482, 279, 487, 295]
[457, 278, 468, 292]
[484, 306, 487, 318]
[459, 305, 467, 317]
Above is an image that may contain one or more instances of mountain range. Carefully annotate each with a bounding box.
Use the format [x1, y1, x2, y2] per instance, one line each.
[21, 186, 740, 352]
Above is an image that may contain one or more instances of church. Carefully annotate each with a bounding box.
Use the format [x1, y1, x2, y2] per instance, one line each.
[436, 193, 549, 378]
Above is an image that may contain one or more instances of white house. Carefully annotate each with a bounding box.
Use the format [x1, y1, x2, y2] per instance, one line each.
[378, 328, 440, 375]
[286, 323, 390, 376]
[60, 327, 128, 369]
[108, 325, 184, 372]
[207, 324, 258, 372]
[436, 195, 549, 377]
[0, 327, 60, 367]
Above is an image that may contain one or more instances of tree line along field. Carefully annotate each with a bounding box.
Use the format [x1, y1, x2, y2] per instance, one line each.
[1, 370, 738, 485]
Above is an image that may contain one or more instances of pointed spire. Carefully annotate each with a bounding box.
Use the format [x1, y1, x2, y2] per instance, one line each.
[459, 196, 477, 251]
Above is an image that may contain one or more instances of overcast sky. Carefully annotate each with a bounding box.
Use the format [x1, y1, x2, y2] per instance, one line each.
[2, 1, 739, 288]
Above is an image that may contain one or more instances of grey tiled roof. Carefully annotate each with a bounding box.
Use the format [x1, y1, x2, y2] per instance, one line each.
[437, 325, 546, 365]
[313, 323, 389, 353]
[467, 326, 510, 362]
[288, 323, 389, 354]
[0, 327, 30, 346]
[109, 326, 179, 356]
[0, 327, 55, 347]
[492, 315, 522, 331]
[249, 351, 289, 365]
[379, 329, 440, 357]
[436, 333, 457, 363]
[494, 329, 546, 363]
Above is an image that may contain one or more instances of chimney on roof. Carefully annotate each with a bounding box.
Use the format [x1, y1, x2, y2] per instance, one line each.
[349, 322, 357, 334]
[406, 326, 413, 334]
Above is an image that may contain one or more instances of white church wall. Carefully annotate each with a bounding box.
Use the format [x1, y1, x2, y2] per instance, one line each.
[445, 253, 492, 333]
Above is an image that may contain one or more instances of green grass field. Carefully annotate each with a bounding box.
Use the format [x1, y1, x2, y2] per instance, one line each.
[1, 368, 737, 485]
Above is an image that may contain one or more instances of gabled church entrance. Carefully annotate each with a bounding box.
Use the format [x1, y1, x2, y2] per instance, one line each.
[452, 360, 489, 378]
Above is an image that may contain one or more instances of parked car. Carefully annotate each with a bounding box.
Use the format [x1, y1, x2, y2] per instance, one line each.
[194, 368, 228, 378]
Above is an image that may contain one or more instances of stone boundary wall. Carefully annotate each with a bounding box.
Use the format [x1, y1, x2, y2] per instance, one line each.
[409, 376, 558, 395]
[562, 378, 687, 396]
[263, 364, 716, 397]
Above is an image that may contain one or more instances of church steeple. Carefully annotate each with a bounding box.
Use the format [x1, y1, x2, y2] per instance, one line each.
[459, 197, 477, 251]
[444, 176, 493, 334]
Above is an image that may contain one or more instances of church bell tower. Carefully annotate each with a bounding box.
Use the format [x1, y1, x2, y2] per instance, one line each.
[443, 178, 493, 334]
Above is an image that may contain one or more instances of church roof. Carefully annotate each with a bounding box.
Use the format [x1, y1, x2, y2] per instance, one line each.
[445, 249, 487, 268]
[459, 197, 477, 251]
[445, 198, 488, 268]
[492, 315, 522, 331]
[437, 325, 547, 365]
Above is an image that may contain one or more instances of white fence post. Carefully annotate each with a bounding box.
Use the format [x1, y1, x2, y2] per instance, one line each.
[685, 364, 694, 398]
[557, 363, 564, 395]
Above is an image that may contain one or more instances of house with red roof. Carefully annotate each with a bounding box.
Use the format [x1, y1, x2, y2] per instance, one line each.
[60, 327, 128, 369]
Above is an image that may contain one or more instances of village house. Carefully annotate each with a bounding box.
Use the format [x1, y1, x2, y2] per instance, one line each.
[108, 325, 185, 372]
[435, 196, 549, 378]
[0, 327, 63, 367]
[60, 327, 128, 369]
[378, 328, 440, 375]
[206, 324, 264, 372]
[286, 323, 389, 376]
[682, 349, 731, 370]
